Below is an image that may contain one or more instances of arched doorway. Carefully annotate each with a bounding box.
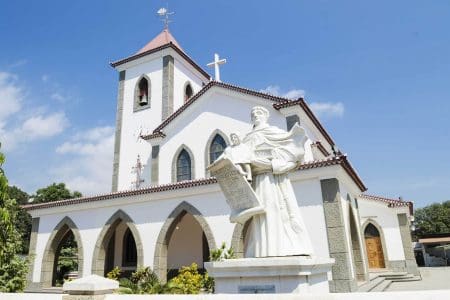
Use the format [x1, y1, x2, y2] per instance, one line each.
[91, 210, 143, 277]
[40, 217, 83, 288]
[153, 202, 216, 282]
[364, 223, 386, 269]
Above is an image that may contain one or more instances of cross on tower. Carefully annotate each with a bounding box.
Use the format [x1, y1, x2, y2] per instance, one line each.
[207, 53, 227, 82]
[131, 155, 146, 189]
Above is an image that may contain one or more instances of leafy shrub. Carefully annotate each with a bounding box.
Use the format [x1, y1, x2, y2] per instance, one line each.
[210, 242, 235, 261]
[106, 266, 122, 281]
[169, 263, 204, 294]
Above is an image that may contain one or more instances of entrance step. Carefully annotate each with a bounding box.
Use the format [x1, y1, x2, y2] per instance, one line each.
[376, 272, 421, 282]
[357, 276, 386, 292]
[370, 279, 392, 292]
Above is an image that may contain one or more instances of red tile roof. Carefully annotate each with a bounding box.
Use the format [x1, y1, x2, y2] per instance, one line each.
[110, 40, 210, 79]
[136, 29, 183, 54]
[23, 155, 366, 211]
[360, 194, 413, 214]
[141, 81, 337, 149]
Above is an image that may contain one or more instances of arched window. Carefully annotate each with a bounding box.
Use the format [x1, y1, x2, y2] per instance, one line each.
[209, 134, 226, 164]
[177, 149, 192, 182]
[122, 228, 137, 266]
[138, 78, 149, 105]
[134, 76, 151, 111]
[184, 83, 193, 102]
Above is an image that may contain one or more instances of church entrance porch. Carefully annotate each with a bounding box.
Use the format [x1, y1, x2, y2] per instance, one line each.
[364, 223, 386, 269]
[153, 201, 216, 282]
[40, 217, 83, 288]
[91, 210, 143, 277]
[167, 212, 210, 279]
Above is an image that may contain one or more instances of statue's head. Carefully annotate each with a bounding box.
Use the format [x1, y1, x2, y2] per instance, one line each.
[251, 106, 269, 127]
[230, 133, 240, 145]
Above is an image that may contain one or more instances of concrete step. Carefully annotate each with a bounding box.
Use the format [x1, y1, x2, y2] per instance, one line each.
[376, 271, 408, 277]
[357, 276, 386, 292]
[371, 279, 392, 292]
[391, 275, 422, 282]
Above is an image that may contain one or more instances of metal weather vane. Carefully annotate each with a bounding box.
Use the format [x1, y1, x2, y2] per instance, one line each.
[157, 6, 174, 29]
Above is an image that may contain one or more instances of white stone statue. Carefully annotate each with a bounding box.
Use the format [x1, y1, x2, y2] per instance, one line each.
[220, 106, 313, 258]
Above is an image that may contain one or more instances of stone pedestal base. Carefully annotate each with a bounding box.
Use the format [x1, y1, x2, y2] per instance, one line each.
[205, 256, 334, 294]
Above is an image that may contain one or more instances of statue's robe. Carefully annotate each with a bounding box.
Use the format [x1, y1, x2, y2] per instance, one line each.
[242, 124, 313, 257]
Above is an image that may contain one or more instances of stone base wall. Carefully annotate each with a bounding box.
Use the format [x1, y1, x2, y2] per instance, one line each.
[3, 290, 450, 300]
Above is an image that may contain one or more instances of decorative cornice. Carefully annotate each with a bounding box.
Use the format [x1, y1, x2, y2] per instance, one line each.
[360, 194, 413, 214]
[273, 99, 335, 146]
[23, 156, 366, 211]
[23, 178, 218, 211]
[110, 42, 210, 79]
[298, 155, 366, 192]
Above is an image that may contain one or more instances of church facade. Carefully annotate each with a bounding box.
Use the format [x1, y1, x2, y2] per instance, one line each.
[24, 29, 418, 293]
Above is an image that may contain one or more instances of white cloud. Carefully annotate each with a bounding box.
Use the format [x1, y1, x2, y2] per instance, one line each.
[50, 92, 67, 102]
[0, 70, 70, 151]
[260, 85, 305, 99]
[0, 72, 23, 123]
[261, 84, 344, 119]
[8, 59, 28, 68]
[2, 112, 69, 151]
[53, 126, 115, 195]
[21, 112, 69, 139]
[309, 102, 345, 118]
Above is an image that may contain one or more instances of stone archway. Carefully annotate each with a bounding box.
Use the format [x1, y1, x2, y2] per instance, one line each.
[349, 206, 366, 281]
[40, 216, 83, 288]
[230, 220, 252, 258]
[91, 210, 144, 276]
[153, 201, 217, 282]
[362, 220, 388, 269]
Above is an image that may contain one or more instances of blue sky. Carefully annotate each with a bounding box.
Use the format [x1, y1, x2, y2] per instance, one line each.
[0, 1, 449, 207]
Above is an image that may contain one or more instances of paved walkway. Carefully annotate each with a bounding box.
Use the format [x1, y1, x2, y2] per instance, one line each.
[386, 267, 450, 291]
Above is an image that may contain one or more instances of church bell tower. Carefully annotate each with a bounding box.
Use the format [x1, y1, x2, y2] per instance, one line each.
[109, 28, 210, 192]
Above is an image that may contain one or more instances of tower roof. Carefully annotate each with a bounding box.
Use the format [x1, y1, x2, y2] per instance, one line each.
[136, 28, 183, 54]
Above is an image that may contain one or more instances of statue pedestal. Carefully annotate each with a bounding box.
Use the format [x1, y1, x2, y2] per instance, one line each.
[205, 256, 334, 294]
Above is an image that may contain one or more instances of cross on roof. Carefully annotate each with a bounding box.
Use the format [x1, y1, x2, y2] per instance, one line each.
[207, 53, 227, 82]
[131, 155, 145, 189]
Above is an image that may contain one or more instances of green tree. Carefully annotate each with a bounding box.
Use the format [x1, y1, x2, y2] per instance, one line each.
[31, 182, 82, 204]
[7, 186, 31, 254]
[7, 186, 29, 205]
[0, 144, 28, 292]
[415, 201, 450, 236]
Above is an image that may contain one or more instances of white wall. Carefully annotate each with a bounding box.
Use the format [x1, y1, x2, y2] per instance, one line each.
[173, 59, 205, 109]
[155, 89, 322, 185]
[30, 186, 234, 284]
[118, 57, 163, 191]
[292, 178, 329, 258]
[358, 199, 407, 261]
[30, 169, 330, 285]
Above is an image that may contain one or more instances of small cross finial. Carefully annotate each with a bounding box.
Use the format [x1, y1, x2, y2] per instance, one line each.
[131, 155, 146, 189]
[157, 6, 174, 30]
[207, 53, 227, 82]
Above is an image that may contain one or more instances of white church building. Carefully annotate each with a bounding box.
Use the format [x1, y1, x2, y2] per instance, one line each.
[24, 28, 419, 293]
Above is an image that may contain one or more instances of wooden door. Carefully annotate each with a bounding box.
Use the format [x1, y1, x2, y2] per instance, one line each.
[365, 237, 385, 268]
